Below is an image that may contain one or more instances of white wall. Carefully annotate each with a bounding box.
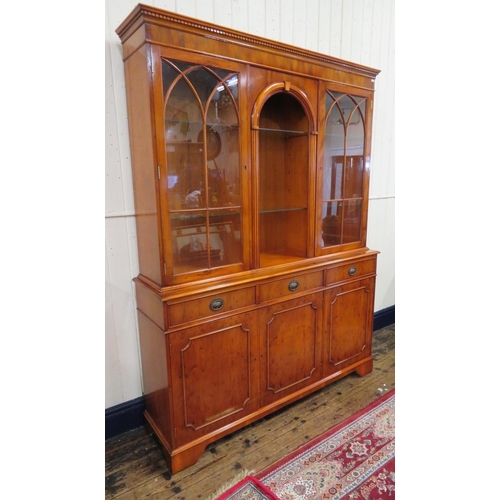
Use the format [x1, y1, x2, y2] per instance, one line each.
[105, 0, 395, 409]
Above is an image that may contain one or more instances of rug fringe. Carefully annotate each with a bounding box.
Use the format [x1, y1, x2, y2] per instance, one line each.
[205, 469, 255, 500]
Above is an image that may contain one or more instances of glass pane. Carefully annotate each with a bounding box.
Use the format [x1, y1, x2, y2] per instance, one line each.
[343, 199, 362, 243]
[207, 210, 242, 266]
[321, 201, 342, 246]
[164, 75, 203, 141]
[324, 103, 344, 201]
[322, 92, 366, 248]
[164, 63, 206, 211]
[162, 60, 191, 88]
[170, 212, 208, 274]
[344, 156, 363, 199]
[206, 141, 240, 208]
[207, 74, 240, 209]
[170, 211, 242, 274]
[163, 59, 242, 276]
[345, 102, 365, 199]
[345, 99, 365, 156]
[185, 67, 220, 113]
[207, 75, 239, 128]
[167, 147, 205, 210]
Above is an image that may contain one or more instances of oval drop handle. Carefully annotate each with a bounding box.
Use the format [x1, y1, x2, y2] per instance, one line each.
[209, 298, 225, 311]
[348, 266, 357, 276]
[288, 280, 300, 291]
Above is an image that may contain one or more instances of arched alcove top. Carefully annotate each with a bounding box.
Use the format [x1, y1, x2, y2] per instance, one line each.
[251, 82, 317, 133]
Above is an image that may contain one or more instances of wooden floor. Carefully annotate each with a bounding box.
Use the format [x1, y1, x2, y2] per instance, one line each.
[105, 324, 395, 500]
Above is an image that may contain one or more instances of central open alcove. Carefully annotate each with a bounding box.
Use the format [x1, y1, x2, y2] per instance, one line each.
[256, 90, 312, 267]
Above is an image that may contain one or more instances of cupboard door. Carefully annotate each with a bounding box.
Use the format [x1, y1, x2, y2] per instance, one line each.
[259, 292, 323, 407]
[323, 278, 375, 377]
[169, 312, 258, 446]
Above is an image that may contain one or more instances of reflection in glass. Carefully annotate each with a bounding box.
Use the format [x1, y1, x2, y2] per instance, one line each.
[343, 199, 362, 243]
[162, 59, 241, 273]
[344, 156, 364, 199]
[321, 201, 342, 246]
[170, 210, 242, 274]
[208, 210, 242, 267]
[322, 91, 366, 247]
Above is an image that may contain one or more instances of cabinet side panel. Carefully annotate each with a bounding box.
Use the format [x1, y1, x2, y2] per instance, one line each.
[124, 46, 162, 284]
[137, 310, 172, 447]
[135, 282, 166, 330]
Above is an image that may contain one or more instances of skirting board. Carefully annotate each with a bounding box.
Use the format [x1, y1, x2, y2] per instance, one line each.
[105, 305, 395, 440]
[105, 396, 145, 440]
[373, 304, 395, 332]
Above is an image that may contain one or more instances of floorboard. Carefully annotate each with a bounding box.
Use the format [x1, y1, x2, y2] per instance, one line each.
[105, 324, 395, 500]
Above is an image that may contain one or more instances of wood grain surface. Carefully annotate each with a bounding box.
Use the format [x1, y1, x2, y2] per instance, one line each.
[105, 324, 395, 500]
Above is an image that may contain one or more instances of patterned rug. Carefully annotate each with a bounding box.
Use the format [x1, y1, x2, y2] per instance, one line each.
[213, 390, 395, 499]
[211, 475, 280, 500]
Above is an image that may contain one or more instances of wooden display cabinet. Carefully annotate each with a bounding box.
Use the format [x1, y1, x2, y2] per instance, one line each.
[116, 4, 380, 474]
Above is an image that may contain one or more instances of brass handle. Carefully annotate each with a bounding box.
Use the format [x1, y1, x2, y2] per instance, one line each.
[348, 266, 357, 276]
[288, 280, 299, 291]
[209, 298, 225, 311]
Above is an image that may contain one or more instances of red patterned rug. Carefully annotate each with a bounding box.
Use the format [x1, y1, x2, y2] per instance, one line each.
[214, 389, 395, 499]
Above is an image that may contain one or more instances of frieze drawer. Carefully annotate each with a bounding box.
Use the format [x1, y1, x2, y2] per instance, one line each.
[259, 270, 324, 302]
[167, 287, 256, 327]
[326, 258, 376, 285]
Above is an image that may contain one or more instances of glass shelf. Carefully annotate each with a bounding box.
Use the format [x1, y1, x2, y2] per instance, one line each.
[260, 207, 307, 214]
[166, 120, 239, 130]
[258, 128, 308, 136]
[170, 210, 241, 220]
[322, 197, 362, 203]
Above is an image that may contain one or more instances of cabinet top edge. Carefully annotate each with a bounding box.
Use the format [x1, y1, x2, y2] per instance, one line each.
[115, 3, 381, 80]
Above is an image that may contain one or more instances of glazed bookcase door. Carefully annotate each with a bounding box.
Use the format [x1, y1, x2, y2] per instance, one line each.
[317, 86, 373, 254]
[159, 57, 248, 283]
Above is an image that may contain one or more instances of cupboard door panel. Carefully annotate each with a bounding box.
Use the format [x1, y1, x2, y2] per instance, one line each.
[260, 293, 323, 406]
[324, 278, 374, 376]
[170, 312, 258, 445]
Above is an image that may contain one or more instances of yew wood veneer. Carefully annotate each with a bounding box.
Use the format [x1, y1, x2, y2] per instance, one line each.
[116, 4, 380, 474]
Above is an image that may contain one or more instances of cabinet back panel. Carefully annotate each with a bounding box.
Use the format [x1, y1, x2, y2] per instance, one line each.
[259, 210, 307, 259]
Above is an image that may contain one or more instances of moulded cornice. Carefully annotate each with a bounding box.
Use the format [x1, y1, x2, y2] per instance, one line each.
[116, 3, 380, 79]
